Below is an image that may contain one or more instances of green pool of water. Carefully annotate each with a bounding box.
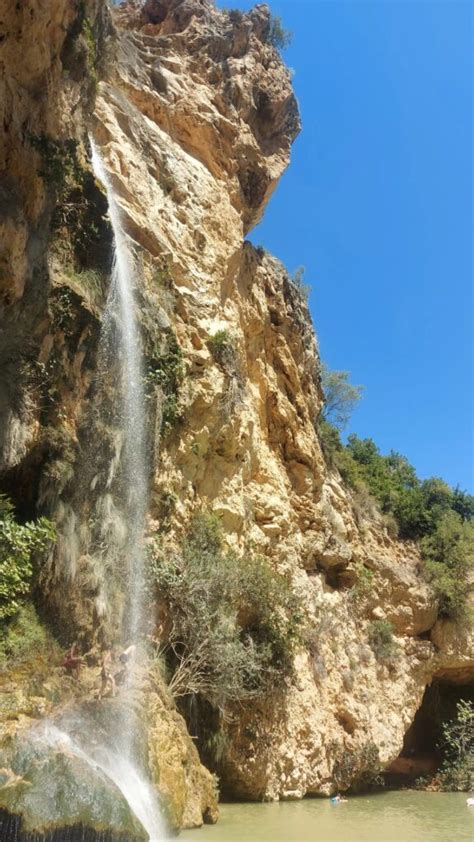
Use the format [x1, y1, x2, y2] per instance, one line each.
[183, 791, 474, 841]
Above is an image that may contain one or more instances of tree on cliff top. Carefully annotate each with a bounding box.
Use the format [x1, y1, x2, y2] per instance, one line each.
[321, 364, 363, 430]
[267, 14, 292, 50]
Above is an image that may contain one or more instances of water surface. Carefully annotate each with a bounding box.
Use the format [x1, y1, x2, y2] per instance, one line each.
[183, 792, 473, 841]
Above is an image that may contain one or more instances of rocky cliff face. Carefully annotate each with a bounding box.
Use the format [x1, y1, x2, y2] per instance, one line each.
[0, 0, 472, 833]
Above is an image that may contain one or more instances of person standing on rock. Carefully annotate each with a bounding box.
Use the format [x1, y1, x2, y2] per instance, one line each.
[99, 650, 116, 699]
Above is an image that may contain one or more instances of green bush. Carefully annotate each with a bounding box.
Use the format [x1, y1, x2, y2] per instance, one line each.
[421, 512, 473, 621]
[72, 269, 104, 303]
[452, 487, 474, 522]
[145, 332, 184, 434]
[350, 562, 374, 605]
[368, 619, 397, 661]
[267, 14, 292, 50]
[207, 330, 236, 369]
[438, 699, 474, 791]
[343, 437, 463, 541]
[0, 603, 54, 671]
[332, 740, 382, 791]
[28, 134, 81, 193]
[290, 266, 311, 300]
[0, 496, 55, 621]
[320, 366, 363, 431]
[149, 513, 304, 711]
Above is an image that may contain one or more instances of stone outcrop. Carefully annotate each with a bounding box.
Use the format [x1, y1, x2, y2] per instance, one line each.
[0, 0, 472, 832]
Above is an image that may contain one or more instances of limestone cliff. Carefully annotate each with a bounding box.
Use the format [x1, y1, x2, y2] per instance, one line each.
[0, 0, 472, 834]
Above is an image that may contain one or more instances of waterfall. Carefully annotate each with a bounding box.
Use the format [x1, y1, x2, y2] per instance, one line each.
[82, 140, 165, 840]
[90, 139, 148, 646]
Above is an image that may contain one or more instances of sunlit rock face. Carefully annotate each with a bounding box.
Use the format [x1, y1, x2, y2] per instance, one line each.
[0, 0, 472, 828]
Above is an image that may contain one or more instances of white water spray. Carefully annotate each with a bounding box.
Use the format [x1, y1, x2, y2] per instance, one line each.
[84, 139, 165, 840]
[34, 724, 166, 842]
[90, 138, 148, 646]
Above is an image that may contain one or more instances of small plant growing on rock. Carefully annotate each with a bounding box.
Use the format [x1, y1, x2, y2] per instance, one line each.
[207, 329, 236, 368]
[333, 741, 383, 792]
[0, 496, 55, 622]
[145, 332, 185, 435]
[350, 561, 374, 606]
[0, 603, 57, 671]
[368, 619, 397, 662]
[207, 330, 245, 417]
[267, 14, 292, 50]
[438, 699, 474, 791]
[321, 364, 363, 431]
[155, 490, 177, 530]
[27, 134, 81, 193]
[290, 265, 311, 300]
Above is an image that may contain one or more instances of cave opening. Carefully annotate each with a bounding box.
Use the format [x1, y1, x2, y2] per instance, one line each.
[386, 678, 474, 785]
[0, 448, 44, 524]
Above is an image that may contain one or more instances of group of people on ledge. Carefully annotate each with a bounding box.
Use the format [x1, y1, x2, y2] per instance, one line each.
[61, 642, 136, 698]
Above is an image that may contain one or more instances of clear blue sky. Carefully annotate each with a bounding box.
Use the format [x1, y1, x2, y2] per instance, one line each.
[216, 0, 473, 491]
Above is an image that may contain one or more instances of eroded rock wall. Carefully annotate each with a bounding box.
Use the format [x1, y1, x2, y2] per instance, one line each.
[0, 0, 472, 826]
[90, 0, 472, 801]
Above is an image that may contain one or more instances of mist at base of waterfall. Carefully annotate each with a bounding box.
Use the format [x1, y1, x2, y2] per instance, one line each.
[32, 724, 166, 842]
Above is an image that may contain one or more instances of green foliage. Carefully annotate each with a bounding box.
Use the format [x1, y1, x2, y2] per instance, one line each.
[267, 14, 292, 50]
[317, 370, 471, 627]
[0, 497, 55, 621]
[317, 418, 342, 465]
[368, 619, 397, 661]
[49, 286, 77, 330]
[207, 331, 244, 417]
[438, 700, 474, 791]
[350, 562, 374, 606]
[333, 434, 473, 622]
[71, 269, 104, 303]
[207, 330, 236, 369]
[452, 487, 474, 522]
[27, 134, 81, 193]
[203, 726, 230, 766]
[146, 333, 184, 434]
[149, 513, 304, 711]
[82, 16, 98, 90]
[343, 438, 465, 541]
[421, 512, 473, 621]
[0, 603, 55, 671]
[320, 364, 363, 431]
[332, 740, 383, 791]
[290, 266, 311, 300]
[155, 490, 177, 530]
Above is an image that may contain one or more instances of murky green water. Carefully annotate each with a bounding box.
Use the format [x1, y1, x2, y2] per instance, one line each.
[183, 792, 474, 841]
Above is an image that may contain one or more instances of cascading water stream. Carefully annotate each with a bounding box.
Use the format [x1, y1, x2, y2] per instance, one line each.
[90, 138, 148, 649]
[67, 139, 165, 841]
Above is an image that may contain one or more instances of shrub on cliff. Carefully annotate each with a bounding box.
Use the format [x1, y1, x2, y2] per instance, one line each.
[290, 265, 311, 300]
[267, 14, 292, 50]
[438, 699, 474, 790]
[320, 365, 363, 431]
[332, 740, 383, 791]
[368, 619, 397, 661]
[0, 603, 56, 671]
[421, 511, 473, 621]
[0, 496, 55, 621]
[207, 329, 236, 369]
[343, 437, 467, 541]
[149, 513, 304, 711]
[145, 332, 185, 434]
